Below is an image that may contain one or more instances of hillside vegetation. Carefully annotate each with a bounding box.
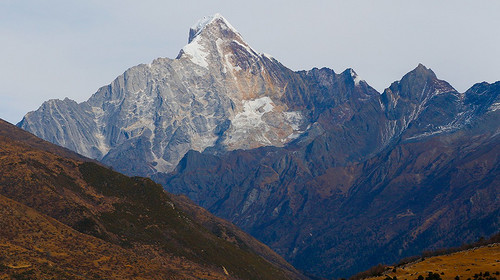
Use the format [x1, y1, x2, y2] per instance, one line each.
[352, 234, 500, 280]
[0, 119, 305, 279]
[368, 243, 499, 280]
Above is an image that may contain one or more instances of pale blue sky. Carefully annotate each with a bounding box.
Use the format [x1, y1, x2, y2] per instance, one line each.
[1, 0, 499, 124]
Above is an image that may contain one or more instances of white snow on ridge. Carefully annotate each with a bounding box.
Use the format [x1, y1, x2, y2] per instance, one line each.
[261, 53, 274, 59]
[489, 102, 500, 112]
[191, 14, 217, 35]
[233, 39, 258, 57]
[181, 36, 209, 69]
[182, 13, 247, 69]
[190, 13, 240, 41]
[350, 69, 362, 86]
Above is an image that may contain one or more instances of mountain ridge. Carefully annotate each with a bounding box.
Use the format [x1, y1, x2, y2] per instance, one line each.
[158, 61, 499, 277]
[16, 13, 500, 278]
[19, 13, 308, 175]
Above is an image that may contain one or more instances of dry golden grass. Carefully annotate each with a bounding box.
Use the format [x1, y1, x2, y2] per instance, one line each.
[0, 120, 301, 279]
[0, 135, 233, 279]
[0, 193, 231, 279]
[369, 244, 500, 280]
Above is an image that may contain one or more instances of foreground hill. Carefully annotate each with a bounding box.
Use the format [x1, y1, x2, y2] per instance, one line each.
[0, 193, 176, 279]
[366, 243, 500, 280]
[0, 118, 305, 279]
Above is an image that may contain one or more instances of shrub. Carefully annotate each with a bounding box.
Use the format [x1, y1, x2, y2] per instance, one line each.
[349, 264, 388, 280]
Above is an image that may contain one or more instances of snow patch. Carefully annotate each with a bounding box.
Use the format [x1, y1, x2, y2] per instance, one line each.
[405, 119, 463, 141]
[287, 133, 301, 140]
[94, 132, 109, 156]
[190, 134, 218, 152]
[191, 15, 217, 35]
[350, 69, 362, 86]
[242, 188, 259, 212]
[190, 13, 239, 42]
[284, 111, 303, 130]
[261, 53, 274, 59]
[152, 157, 173, 173]
[232, 65, 242, 72]
[224, 97, 276, 147]
[216, 38, 242, 74]
[489, 102, 500, 112]
[233, 39, 258, 57]
[181, 36, 209, 69]
[284, 111, 306, 140]
[231, 97, 275, 129]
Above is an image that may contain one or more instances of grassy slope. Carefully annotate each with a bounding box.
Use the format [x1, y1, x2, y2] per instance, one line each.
[0, 194, 183, 280]
[0, 129, 228, 279]
[368, 244, 500, 280]
[170, 193, 303, 276]
[78, 161, 293, 280]
[0, 119, 304, 279]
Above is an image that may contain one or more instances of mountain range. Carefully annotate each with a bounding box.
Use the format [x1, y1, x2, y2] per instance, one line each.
[17, 14, 499, 278]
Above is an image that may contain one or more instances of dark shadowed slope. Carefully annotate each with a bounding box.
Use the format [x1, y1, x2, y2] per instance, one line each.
[0, 118, 306, 280]
[161, 70, 500, 278]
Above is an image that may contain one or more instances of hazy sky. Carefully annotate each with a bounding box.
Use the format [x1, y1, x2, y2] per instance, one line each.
[1, 0, 499, 124]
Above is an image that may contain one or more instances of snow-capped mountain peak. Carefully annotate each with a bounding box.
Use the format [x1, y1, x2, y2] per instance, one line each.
[19, 14, 307, 175]
[188, 13, 240, 43]
[179, 13, 258, 70]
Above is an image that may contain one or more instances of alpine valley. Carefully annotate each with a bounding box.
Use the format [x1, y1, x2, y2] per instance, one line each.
[18, 14, 499, 278]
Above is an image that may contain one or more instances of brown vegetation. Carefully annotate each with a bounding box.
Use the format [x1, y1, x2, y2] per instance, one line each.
[350, 235, 500, 280]
[0, 119, 305, 279]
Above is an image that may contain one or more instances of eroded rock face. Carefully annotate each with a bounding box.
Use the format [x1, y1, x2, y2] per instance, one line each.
[161, 76, 500, 278]
[19, 14, 306, 176]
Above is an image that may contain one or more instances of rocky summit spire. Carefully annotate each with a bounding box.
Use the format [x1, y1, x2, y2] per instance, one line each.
[187, 13, 240, 43]
[19, 13, 306, 176]
[177, 13, 260, 70]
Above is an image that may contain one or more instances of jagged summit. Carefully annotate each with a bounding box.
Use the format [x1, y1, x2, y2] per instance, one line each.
[384, 63, 455, 99]
[188, 13, 239, 43]
[348, 68, 364, 86]
[19, 13, 308, 175]
[178, 13, 261, 69]
[400, 63, 456, 94]
[409, 63, 437, 79]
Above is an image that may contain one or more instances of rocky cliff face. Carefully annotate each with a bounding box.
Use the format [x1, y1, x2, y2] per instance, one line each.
[18, 13, 500, 279]
[161, 75, 499, 278]
[19, 14, 305, 176]
[19, 14, 382, 178]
